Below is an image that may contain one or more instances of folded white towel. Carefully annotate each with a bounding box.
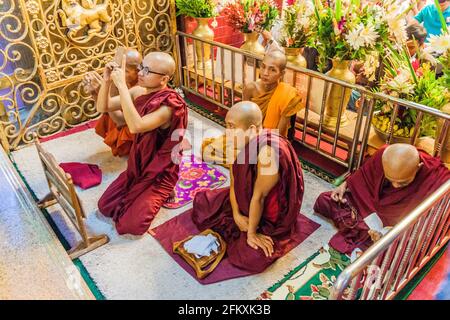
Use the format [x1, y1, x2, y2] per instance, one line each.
[184, 234, 219, 258]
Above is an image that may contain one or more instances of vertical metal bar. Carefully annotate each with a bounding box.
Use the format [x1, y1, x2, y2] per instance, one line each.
[242, 54, 247, 93]
[316, 81, 329, 151]
[435, 120, 450, 158]
[360, 255, 384, 300]
[231, 51, 236, 105]
[404, 215, 428, 277]
[182, 36, 190, 89]
[356, 98, 375, 169]
[391, 222, 422, 291]
[292, 69, 297, 88]
[302, 76, 312, 145]
[253, 58, 257, 82]
[220, 47, 225, 107]
[347, 94, 366, 171]
[405, 210, 436, 274]
[426, 198, 449, 253]
[346, 273, 363, 300]
[433, 196, 450, 247]
[210, 44, 216, 101]
[373, 242, 399, 300]
[175, 34, 183, 89]
[380, 228, 413, 300]
[386, 103, 399, 144]
[417, 206, 442, 265]
[201, 42, 207, 98]
[332, 85, 348, 157]
[193, 39, 199, 94]
[410, 111, 423, 145]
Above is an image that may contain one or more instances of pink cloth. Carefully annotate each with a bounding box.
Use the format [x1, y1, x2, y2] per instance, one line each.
[59, 162, 102, 189]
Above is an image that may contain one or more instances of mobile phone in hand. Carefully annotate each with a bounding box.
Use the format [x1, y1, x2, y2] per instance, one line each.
[113, 46, 126, 67]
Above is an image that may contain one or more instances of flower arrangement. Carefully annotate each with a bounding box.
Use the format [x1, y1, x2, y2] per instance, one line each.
[175, 0, 217, 18]
[372, 45, 449, 138]
[278, 1, 315, 49]
[221, 0, 279, 33]
[310, 0, 410, 76]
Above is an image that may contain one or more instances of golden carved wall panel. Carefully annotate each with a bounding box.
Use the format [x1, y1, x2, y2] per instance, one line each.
[0, 0, 177, 150]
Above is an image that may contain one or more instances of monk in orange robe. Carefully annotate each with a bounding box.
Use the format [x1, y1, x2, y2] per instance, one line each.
[82, 49, 142, 157]
[96, 52, 187, 235]
[314, 143, 450, 254]
[202, 50, 303, 166]
[193, 101, 307, 272]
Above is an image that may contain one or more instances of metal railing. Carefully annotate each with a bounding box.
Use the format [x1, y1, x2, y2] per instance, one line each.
[330, 180, 450, 300]
[176, 31, 450, 174]
[176, 32, 450, 300]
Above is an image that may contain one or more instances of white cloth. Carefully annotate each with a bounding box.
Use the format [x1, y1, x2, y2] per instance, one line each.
[364, 213, 390, 236]
[183, 234, 220, 259]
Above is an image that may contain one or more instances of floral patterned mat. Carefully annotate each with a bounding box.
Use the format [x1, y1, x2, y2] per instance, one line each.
[163, 155, 227, 209]
[258, 246, 354, 300]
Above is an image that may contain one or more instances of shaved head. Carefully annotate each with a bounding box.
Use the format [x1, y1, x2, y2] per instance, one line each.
[226, 101, 263, 130]
[125, 49, 142, 67]
[382, 144, 421, 188]
[263, 50, 287, 72]
[143, 51, 176, 77]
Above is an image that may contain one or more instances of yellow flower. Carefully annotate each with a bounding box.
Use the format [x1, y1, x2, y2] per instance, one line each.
[198, 181, 209, 187]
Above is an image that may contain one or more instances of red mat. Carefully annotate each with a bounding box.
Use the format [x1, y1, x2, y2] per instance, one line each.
[149, 206, 320, 285]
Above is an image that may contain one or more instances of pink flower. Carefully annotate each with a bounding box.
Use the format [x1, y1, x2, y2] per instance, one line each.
[338, 18, 346, 32]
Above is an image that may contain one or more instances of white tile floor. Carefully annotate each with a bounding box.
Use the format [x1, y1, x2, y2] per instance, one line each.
[7, 109, 336, 299]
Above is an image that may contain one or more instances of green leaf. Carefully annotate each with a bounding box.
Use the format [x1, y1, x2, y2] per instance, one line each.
[434, 0, 449, 33]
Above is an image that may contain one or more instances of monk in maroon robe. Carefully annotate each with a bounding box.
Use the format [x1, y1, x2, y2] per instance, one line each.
[192, 101, 305, 273]
[82, 49, 142, 157]
[96, 52, 187, 235]
[314, 143, 450, 254]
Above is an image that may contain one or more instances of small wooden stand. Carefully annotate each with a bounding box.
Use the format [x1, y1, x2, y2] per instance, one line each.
[173, 229, 226, 279]
[34, 133, 108, 260]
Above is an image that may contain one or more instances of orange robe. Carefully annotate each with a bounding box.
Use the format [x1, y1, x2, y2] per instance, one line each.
[201, 82, 303, 165]
[95, 113, 134, 157]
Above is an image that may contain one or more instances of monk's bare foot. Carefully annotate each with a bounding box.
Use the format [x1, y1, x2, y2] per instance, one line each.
[165, 188, 177, 203]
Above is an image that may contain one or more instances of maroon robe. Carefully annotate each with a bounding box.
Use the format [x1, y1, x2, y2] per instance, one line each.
[314, 146, 450, 254]
[98, 88, 187, 235]
[192, 130, 305, 273]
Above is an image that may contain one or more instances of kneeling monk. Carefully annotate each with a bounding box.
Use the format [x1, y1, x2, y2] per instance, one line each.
[97, 52, 187, 235]
[314, 143, 450, 254]
[83, 49, 142, 157]
[202, 51, 303, 166]
[193, 101, 305, 273]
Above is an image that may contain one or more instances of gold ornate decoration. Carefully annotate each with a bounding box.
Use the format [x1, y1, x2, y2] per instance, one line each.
[58, 0, 112, 43]
[0, 0, 178, 150]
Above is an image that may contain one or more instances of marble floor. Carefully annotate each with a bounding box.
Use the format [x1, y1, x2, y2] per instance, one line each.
[0, 148, 93, 300]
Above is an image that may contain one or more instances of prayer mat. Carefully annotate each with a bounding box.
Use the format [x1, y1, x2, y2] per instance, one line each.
[150, 208, 320, 285]
[257, 246, 354, 300]
[163, 155, 227, 209]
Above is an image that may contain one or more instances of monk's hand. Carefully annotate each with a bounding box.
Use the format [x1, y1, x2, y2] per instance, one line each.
[104, 61, 118, 82]
[111, 54, 127, 88]
[247, 232, 274, 258]
[331, 183, 347, 204]
[233, 212, 249, 232]
[368, 230, 383, 242]
[85, 72, 101, 95]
